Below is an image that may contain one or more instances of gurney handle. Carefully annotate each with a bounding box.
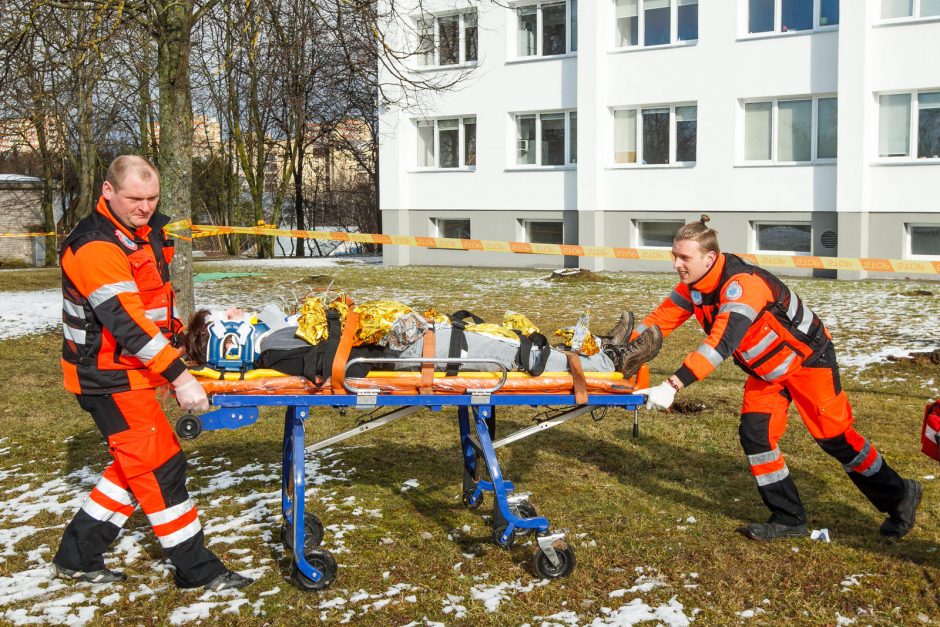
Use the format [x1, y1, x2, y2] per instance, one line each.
[343, 357, 509, 394]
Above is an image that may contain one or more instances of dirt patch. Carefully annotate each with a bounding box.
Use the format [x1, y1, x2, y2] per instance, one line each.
[889, 348, 940, 366]
[544, 268, 609, 283]
[672, 400, 708, 414]
[897, 290, 934, 297]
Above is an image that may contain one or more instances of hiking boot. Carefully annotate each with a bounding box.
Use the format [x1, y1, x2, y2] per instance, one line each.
[52, 563, 127, 584]
[739, 521, 809, 541]
[204, 570, 254, 592]
[880, 478, 922, 541]
[601, 312, 635, 348]
[606, 326, 662, 378]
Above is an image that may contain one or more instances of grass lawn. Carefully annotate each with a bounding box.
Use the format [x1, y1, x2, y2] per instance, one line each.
[0, 261, 938, 625]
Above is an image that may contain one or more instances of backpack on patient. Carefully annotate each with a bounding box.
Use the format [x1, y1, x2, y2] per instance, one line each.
[205, 315, 269, 372]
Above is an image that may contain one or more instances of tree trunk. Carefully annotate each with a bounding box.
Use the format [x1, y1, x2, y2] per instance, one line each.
[156, 1, 196, 321]
[75, 63, 96, 221]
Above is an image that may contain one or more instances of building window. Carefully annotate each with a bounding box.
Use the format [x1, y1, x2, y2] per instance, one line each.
[515, 111, 577, 166]
[743, 97, 837, 163]
[907, 224, 940, 258]
[417, 10, 478, 67]
[615, 0, 698, 48]
[636, 220, 684, 247]
[522, 220, 564, 244]
[747, 0, 839, 34]
[881, 0, 940, 19]
[416, 117, 477, 168]
[879, 91, 940, 159]
[434, 218, 471, 239]
[753, 222, 812, 255]
[613, 104, 697, 165]
[517, 0, 578, 58]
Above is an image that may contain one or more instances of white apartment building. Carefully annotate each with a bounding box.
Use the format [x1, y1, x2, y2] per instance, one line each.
[378, 0, 940, 277]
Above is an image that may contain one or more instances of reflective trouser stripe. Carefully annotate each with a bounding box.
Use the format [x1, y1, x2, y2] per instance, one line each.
[96, 476, 135, 506]
[755, 465, 790, 486]
[156, 516, 202, 549]
[82, 490, 135, 528]
[148, 499, 194, 526]
[844, 441, 884, 477]
[748, 447, 790, 486]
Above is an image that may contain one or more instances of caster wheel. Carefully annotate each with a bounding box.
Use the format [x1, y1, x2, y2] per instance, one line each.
[281, 512, 324, 551]
[492, 524, 515, 549]
[510, 501, 537, 537]
[175, 414, 202, 440]
[462, 487, 482, 510]
[533, 542, 576, 579]
[291, 548, 338, 591]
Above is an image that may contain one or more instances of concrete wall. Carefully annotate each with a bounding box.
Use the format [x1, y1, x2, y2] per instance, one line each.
[0, 182, 45, 265]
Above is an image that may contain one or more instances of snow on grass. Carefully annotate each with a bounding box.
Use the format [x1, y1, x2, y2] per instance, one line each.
[590, 596, 693, 626]
[0, 290, 61, 340]
[470, 578, 551, 612]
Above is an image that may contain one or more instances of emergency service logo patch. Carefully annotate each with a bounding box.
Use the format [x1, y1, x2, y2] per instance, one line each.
[691, 290, 702, 305]
[115, 229, 138, 251]
[724, 281, 743, 301]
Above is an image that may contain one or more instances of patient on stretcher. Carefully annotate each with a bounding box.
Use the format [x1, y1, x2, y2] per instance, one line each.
[181, 298, 659, 382]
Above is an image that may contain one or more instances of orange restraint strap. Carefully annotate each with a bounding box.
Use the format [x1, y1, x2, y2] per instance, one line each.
[331, 310, 361, 394]
[419, 329, 436, 394]
[564, 351, 588, 405]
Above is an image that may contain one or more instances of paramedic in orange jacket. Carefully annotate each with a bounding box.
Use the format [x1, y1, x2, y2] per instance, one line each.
[634, 216, 921, 541]
[52, 156, 252, 590]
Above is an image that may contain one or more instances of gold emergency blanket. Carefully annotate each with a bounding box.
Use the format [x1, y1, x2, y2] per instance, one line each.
[295, 295, 350, 345]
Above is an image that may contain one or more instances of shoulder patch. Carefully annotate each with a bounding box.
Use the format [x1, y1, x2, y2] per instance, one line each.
[724, 280, 743, 301]
[690, 290, 703, 305]
[115, 229, 138, 251]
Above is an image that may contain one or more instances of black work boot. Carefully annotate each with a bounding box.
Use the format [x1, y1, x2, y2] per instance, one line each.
[606, 326, 662, 378]
[204, 570, 254, 591]
[52, 563, 127, 584]
[601, 312, 635, 348]
[739, 520, 809, 541]
[880, 478, 922, 541]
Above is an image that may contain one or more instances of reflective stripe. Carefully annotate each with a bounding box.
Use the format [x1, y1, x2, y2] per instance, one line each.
[136, 333, 170, 362]
[797, 302, 814, 334]
[845, 442, 872, 470]
[157, 518, 202, 548]
[719, 302, 758, 320]
[696, 344, 724, 368]
[740, 330, 779, 361]
[88, 281, 138, 308]
[96, 477, 135, 506]
[63, 299, 84, 318]
[755, 465, 790, 486]
[62, 324, 86, 345]
[145, 307, 167, 323]
[147, 499, 194, 527]
[786, 292, 800, 321]
[81, 498, 130, 528]
[927, 425, 938, 443]
[857, 454, 884, 477]
[747, 448, 780, 466]
[843, 442, 884, 477]
[669, 290, 694, 313]
[764, 353, 797, 381]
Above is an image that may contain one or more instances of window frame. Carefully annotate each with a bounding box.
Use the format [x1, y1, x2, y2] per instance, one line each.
[519, 219, 565, 244]
[879, 0, 940, 22]
[611, 102, 698, 167]
[742, 0, 839, 38]
[634, 219, 685, 249]
[432, 217, 472, 241]
[613, 0, 699, 50]
[740, 95, 837, 165]
[905, 222, 940, 260]
[751, 221, 814, 256]
[876, 89, 940, 162]
[415, 9, 479, 69]
[513, 0, 578, 60]
[512, 110, 578, 168]
[415, 116, 478, 170]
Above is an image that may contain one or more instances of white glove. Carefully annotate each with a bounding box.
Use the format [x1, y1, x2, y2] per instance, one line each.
[174, 378, 210, 412]
[635, 381, 677, 411]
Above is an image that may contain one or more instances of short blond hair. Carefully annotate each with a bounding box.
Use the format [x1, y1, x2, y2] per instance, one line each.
[105, 155, 159, 191]
[674, 214, 720, 254]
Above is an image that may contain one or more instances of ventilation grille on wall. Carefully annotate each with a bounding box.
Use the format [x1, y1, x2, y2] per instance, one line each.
[820, 230, 838, 249]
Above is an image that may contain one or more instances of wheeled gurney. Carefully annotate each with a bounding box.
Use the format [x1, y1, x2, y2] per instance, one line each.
[176, 357, 648, 591]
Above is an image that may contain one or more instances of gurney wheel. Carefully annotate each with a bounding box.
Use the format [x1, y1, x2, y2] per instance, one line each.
[462, 487, 483, 510]
[492, 524, 515, 549]
[291, 548, 337, 591]
[281, 512, 324, 551]
[510, 501, 538, 537]
[176, 415, 202, 440]
[533, 542, 576, 579]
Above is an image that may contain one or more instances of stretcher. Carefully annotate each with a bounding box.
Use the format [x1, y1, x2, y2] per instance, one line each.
[177, 357, 648, 591]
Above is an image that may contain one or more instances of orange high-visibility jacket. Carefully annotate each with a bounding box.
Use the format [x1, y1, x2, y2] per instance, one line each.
[60, 196, 187, 394]
[640, 253, 831, 387]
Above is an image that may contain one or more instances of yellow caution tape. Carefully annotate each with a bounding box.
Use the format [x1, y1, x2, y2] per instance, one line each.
[0, 231, 56, 238]
[162, 222, 940, 275]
